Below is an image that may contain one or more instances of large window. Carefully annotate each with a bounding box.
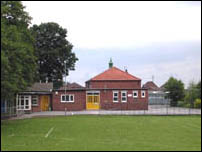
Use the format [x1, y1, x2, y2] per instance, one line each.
[61, 94, 74, 103]
[113, 91, 119, 102]
[133, 90, 138, 98]
[17, 95, 31, 110]
[31, 95, 38, 106]
[121, 91, 127, 102]
[141, 91, 146, 98]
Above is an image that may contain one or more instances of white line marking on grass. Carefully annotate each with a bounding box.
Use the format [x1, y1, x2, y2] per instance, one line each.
[8, 134, 15, 137]
[45, 127, 54, 138]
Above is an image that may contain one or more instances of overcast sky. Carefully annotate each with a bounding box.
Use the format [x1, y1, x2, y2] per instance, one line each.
[23, 1, 201, 88]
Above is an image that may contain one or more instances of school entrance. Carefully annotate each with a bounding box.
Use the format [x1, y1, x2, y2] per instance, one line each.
[86, 91, 100, 110]
[41, 95, 50, 111]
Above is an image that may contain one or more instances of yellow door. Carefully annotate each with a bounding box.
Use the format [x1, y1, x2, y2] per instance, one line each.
[41, 96, 49, 111]
[86, 94, 100, 110]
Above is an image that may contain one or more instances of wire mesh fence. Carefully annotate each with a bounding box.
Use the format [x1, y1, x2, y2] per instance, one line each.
[1, 106, 24, 119]
[1, 99, 201, 119]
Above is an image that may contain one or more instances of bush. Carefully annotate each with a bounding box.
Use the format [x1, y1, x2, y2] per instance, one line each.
[194, 99, 201, 109]
[177, 101, 185, 107]
[185, 103, 191, 108]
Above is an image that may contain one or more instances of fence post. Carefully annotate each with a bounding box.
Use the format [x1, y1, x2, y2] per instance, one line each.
[166, 101, 168, 115]
[9, 107, 12, 117]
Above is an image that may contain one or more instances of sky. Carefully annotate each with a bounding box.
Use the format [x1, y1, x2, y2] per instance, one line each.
[22, 1, 201, 88]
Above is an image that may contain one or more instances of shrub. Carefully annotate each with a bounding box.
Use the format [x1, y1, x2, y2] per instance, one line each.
[194, 99, 201, 109]
[185, 103, 191, 108]
[177, 101, 185, 107]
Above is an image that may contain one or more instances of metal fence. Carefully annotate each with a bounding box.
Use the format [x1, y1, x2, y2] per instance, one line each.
[1, 101, 201, 119]
[1, 106, 24, 119]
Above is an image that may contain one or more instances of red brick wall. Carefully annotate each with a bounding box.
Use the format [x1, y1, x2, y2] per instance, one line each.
[31, 89, 148, 112]
[31, 95, 42, 112]
[52, 90, 86, 111]
[100, 90, 148, 110]
[31, 95, 52, 112]
[86, 80, 141, 89]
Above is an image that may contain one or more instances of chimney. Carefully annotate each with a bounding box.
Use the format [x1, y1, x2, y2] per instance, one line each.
[124, 66, 128, 73]
[125, 69, 128, 73]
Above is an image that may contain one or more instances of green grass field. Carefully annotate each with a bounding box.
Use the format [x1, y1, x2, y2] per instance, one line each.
[1, 116, 201, 151]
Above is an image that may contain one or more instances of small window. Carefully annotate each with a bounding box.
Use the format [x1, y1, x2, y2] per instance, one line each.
[32, 95, 38, 106]
[121, 91, 127, 102]
[133, 91, 138, 98]
[141, 91, 146, 98]
[61, 94, 74, 103]
[113, 91, 119, 102]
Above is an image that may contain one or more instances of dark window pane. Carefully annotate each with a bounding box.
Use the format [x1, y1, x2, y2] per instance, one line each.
[66, 95, 69, 101]
[62, 96, 65, 101]
[70, 95, 73, 101]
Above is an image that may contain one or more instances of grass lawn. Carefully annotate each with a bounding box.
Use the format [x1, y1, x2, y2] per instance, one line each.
[1, 115, 201, 151]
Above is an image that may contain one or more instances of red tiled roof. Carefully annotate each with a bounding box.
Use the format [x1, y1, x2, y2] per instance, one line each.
[142, 81, 160, 91]
[58, 82, 84, 90]
[89, 67, 141, 81]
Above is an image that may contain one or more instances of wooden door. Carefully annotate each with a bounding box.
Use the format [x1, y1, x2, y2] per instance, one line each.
[86, 93, 100, 110]
[41, 96, 49, 111]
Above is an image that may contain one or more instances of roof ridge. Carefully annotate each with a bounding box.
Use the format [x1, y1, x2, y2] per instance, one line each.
[89, 66, 141, 81]
[112, 67, 141, 80]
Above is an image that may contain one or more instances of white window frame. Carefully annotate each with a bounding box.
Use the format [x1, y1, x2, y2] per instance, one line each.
[61, 94, 74, 103]
[31, 95, 39, 106]
[141, 90, 146, 98]
[121, 91, 127, 103]
[113, 91, 119, 103]
[17, 95, 31, 110]
[133, 90, 138, 98]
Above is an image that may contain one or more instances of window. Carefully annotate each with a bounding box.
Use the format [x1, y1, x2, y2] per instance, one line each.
[121, 91, 127, 102]
[133, 91, 138, 98]
[31, 95, 38, 106]
[113, 91, 119, 102]
[17, 95, 31, 110]
[141, 91, 146, 98]
[61, 94, 74, 103]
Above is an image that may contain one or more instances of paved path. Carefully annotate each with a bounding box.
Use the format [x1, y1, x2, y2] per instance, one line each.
[9, 107, 201, 120]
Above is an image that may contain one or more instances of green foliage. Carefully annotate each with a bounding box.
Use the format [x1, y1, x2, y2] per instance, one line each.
[194, 99, 201, 109]
[196, 81, 201, 99]
[1, 1, 37, 101]
[163, 77, 185, 107]
[177, 101, 186, 107]
[184, 81, 201, 108]
[30, 22, 78, 83]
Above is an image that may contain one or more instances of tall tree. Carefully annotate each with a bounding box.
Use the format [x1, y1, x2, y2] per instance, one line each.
[30, 22, 78, 83]
[163, 77, 185, 106]
[1, 1, 37, 101]
[196, 80, 201, 99]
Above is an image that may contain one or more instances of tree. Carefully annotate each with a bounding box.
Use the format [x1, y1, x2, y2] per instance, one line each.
[30, 22, 78, 83]
[184, 80, 201, 108]
[1, 1, 37, 101]
[196, 81, 201, 99]
[163, 77, 185, 106]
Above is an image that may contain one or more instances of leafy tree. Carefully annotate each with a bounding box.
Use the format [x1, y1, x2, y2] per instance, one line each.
[196, 81, 201, 99]
[184, 80, 201, 108]
[30, 22, 78, 83]
[163, 77, 185, 106]
[1, 1, 37, 101]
